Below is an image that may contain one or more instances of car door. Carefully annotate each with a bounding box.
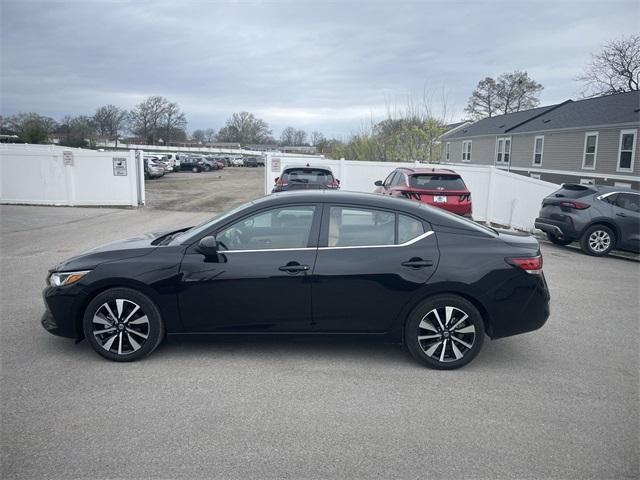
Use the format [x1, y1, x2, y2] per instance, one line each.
[611, 192, 640, 251]
[311, 204, 439, 333]
[178, 204, 321, 332]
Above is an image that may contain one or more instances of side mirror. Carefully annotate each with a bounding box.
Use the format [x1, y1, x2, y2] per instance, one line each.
[274, 177, 279, 183]
[336, 179, 341, 184]
[374, 180, 383, 186]
[197, 235, 218, 256]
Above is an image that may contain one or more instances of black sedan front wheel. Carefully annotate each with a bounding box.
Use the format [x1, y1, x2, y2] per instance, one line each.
[405, 295, 484, 369]
[83, 288, 164, 362]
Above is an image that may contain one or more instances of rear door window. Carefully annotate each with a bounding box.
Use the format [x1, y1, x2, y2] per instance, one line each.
[328, 207, 395, 247]
[409, 175, 466, 190]
[398, 215, 425, 244]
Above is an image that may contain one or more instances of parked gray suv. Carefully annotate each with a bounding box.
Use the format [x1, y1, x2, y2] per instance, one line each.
[535, 184, 639, 256]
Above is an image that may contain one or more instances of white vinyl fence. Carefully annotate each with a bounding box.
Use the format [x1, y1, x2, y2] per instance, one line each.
[0, 144, 145, 207]
[264, 154, 559, 232]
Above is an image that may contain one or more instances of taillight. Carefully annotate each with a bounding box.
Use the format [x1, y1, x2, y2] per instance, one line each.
[401, 191, 421, 200]
[459, 193, 471, 202]
[559, 201, 590, 210]
[506, 255, 543, 274]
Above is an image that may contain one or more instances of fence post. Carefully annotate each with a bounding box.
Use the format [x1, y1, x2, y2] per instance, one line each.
[485, 166, 496, 225]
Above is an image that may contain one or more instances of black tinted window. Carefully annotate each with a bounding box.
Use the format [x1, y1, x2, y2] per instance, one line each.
[282, 169, 333, 184]
[398, 215, 424, 243]
[410, 175, 466, 190]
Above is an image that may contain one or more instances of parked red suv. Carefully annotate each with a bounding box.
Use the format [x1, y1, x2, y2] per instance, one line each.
[374, 167, 472, 217]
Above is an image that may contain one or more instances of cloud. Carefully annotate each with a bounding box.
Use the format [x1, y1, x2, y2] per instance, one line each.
[1, 0, 638, 136]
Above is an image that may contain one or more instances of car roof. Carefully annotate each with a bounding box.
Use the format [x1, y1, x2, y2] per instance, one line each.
[397, 167, 460, 176]
[253, 190, 485, 231]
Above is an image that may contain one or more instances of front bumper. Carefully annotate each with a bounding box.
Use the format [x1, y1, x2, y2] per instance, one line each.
[41, 286, 83, 339]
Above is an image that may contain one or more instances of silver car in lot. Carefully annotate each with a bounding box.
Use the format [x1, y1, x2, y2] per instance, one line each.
[535, 183, 640, 256]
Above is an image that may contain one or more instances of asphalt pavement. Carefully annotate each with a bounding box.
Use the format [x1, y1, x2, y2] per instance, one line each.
[1, 204, 638, 479]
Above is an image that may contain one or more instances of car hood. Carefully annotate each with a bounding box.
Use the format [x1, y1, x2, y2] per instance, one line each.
[52, 228, 179, 272]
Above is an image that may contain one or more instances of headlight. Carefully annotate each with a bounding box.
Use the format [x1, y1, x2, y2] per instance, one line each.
[49, 270, 91, 287]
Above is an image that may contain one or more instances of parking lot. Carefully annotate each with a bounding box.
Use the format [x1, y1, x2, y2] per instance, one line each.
[1, 172, 638, 479]
[145, 167, 264, 211]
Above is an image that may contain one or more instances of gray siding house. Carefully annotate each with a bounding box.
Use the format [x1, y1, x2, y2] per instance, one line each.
[440, 91, 640, 190]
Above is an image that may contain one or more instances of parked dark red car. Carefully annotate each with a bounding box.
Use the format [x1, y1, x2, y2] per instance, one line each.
[374, 167, 472, 217]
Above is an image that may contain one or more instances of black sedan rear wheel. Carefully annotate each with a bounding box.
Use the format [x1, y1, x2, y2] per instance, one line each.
[405, 295, 484, 369]
[83, 288, 164, 362]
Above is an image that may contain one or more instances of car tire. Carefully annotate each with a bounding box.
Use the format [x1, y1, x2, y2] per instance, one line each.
[546, 232, 572, 246]
[580, 225, 615, 256]
[191, 166, 199, 173]
[405, 294, 485, 370]
[82, 288, 165, 362]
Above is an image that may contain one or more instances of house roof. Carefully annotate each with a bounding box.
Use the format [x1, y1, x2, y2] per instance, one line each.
[441, 90, 640, 140]
[507, 90, 640, 134]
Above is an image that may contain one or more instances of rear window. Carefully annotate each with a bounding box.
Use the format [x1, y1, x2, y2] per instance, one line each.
[552, 184, 595, 199]
[410, 174, 466, 190]
[282, 168, 334, 184]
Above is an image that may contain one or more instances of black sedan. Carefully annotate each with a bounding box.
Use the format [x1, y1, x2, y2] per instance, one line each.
[42, 191, 550, 369]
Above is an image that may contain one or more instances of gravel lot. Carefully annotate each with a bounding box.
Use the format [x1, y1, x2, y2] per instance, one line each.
[145, 167, 265, 212]
[1, 176, 639, 479]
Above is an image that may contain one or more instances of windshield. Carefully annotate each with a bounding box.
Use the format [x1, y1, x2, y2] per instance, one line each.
[170, 200, 256, 244]
[410, 174, 466, 190]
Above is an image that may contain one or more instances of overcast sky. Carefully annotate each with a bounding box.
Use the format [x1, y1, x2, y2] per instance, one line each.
[1, 0, 639, 138]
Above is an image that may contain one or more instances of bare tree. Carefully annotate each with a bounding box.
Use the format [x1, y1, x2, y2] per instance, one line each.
[310, 131, 325, 146]
[217, 112, 272, 144]
[192, 129, 206, 144]
[465, 77, 500, 119]
[280, 126, 296, 145]
[204, 128, 216, 144]
[129, 96, 168, 144]
[93, 105, 127, 146]
[466, 71, 543, 119]
[496, 71, 543, 114]
[577, 35, 640, 97]
[160, 101, 187, 144]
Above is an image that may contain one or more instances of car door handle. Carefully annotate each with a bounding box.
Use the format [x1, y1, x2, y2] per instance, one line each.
[278, 263, 310, 273]
[401, 259, 434, 268]
[616, 212, 627, 217]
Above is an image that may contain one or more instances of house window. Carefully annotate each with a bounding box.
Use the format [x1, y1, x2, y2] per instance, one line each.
[580, 178, 595, 186]
[582, 132, 598, 170]
[614, 182, 632, 189]
[530, 173, 541, 180]
[533, 136, 544, 166]
[496, 136, 511, 164]
[445, 142, 450, 161]
[617, 129, 637, 172]
[462, 140, 472, 162]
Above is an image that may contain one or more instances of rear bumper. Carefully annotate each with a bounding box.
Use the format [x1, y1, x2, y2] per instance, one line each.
[534, 217, 579, 240]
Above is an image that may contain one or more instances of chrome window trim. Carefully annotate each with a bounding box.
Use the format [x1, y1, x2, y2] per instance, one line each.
[220, 231, 434, 254]
[596, 191, 640, 201]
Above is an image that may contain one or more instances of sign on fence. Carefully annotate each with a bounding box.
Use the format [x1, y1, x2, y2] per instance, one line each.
[112, 158, 128, 176]
[63, 151, 74, 166]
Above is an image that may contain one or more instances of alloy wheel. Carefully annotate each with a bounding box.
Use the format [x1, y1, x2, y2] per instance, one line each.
[92, 299, 150, 356]
[417, 306, 476, 363]
[588, 230, 611, 253]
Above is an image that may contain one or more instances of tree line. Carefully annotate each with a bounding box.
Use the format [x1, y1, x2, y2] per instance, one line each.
[1, 35, 636, 159]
